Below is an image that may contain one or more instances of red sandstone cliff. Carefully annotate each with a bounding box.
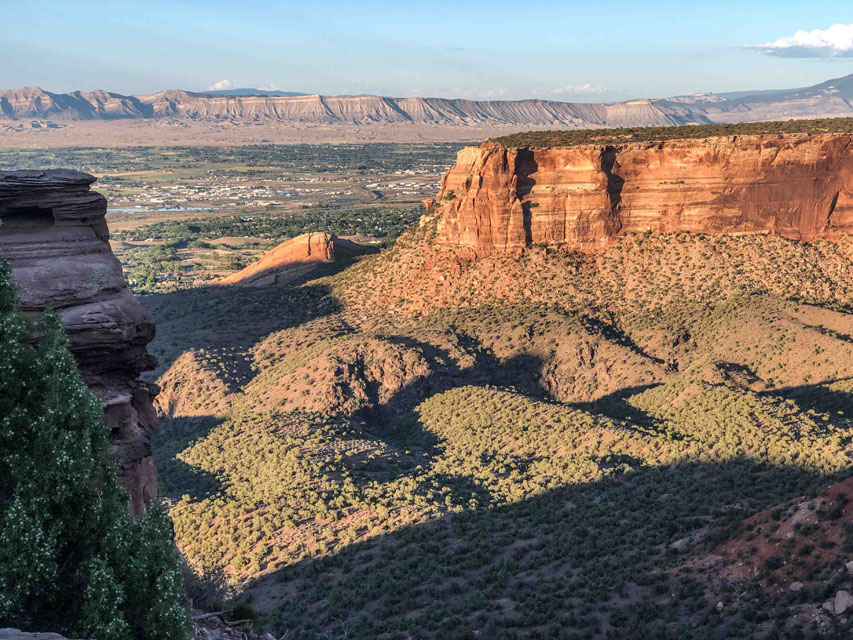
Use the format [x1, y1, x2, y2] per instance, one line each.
[429, 133, 853, 253]
[0, 170, 158, 516]
[218, 232, 376, 287]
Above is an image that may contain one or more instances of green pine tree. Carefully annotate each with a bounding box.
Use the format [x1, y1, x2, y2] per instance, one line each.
[0, 260, 192, 640]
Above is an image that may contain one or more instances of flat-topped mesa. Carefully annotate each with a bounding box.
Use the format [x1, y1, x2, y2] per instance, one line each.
[0, 170, 158, 516]
[429, 133, 853, 254]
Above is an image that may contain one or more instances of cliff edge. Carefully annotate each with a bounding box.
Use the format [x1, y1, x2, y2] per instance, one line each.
[429, 133, 853, 253]
[0, 169, 158, 516]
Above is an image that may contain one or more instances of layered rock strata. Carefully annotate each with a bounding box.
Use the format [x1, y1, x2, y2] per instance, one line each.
[0, 170, 158, 515]
[218, 232, 376, 287]
[5, 73, 853, 126]
[430, 133, 853, 253]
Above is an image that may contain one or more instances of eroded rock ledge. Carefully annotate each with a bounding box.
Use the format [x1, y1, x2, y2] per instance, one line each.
[429, 133, 853, 253]
[217, 231, 377, 287]
[0, 169, 158, 516]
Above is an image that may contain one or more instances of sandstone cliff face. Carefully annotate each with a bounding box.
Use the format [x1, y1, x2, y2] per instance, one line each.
[0, 170, 158, 515]
[431, 134, 853, 253]
[218, 232, 376, 287]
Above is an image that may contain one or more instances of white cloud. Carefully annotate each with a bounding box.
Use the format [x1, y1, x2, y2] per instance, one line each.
[553, 83, 609, 95]
[208, 79, 233, 90]
[258, 83, 282, 91]
[746, 23, 853, 58]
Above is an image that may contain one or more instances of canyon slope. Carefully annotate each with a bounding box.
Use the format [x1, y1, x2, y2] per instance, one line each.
[143, 122, 853, 638]
[3, 73, 853, 128]
[430, 132, 853, 253]
[0, 170, 159, 515]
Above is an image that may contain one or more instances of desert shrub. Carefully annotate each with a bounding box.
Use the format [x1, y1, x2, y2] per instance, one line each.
[491, 118, 853, 148]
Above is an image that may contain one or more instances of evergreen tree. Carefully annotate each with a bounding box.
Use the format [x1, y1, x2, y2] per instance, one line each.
[0, 261, 192, 640]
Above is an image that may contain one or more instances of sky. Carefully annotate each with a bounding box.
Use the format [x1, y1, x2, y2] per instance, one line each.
[1, 0, 852, 101]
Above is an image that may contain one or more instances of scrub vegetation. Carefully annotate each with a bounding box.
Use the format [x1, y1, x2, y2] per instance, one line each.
[146, 220, 853, 638]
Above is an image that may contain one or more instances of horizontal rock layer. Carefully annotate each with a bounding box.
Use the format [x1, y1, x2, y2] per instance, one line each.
[430, 133, 853, 253]
[0, 86, 682, 127]
[0, 170, 158, 516]
[3, 72, 853, 126]
[218, 232, 376, 287]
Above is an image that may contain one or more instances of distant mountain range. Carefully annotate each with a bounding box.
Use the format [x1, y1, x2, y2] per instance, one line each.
[2, 74, 853, 128]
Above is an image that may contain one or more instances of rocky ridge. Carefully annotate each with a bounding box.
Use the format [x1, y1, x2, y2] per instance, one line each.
[4, 73, 853, 127]
[428, 133, 853, 253]
[0, 86, 681, 127]
[0, 170, 159, 515]
[217, 232, 376, 287]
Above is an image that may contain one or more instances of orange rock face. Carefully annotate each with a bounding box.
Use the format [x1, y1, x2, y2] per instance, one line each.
[431, 134, 853, 253]
[218, 232, 376, 287]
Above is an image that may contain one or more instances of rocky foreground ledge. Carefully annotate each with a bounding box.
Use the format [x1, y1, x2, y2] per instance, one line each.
[1, 618, 277, 640]
[0, 169, 159, 515]
[0, 630, 70, 639]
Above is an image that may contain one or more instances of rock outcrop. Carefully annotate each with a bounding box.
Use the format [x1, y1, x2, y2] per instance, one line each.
[0, 631, 70, 640]
[218, 232, 376, 287]
[430, 133, 853, 253]
[0, 620, 274, 640]
[0, 170, 158, 516]
[0, 629, 70, 640]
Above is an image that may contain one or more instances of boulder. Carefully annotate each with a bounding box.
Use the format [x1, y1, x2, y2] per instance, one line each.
[835, 590, 853, 614]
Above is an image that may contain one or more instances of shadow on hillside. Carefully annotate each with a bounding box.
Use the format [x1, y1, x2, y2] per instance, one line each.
[354, 333, 547, 430]
[760, 377, 853, 421]
[340, 328, 674, 490]
[578, 314, 666, 366]
[230, 251, 378, 289]
[801, 321, 853, 346]
[572, 383, 662, 433]
[339, 333, 549, 480]
[242, 458, 847, 638]
[153, 415, 224, 502]
[286, 252, 379, 287]
[140, 281, 343, 376]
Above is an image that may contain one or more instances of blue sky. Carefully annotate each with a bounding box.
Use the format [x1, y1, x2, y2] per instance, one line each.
[2, 0, 852, 100]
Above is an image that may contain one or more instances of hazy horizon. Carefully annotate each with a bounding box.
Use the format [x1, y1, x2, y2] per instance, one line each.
[3, 0, 852, 102]
[5, 70, 853, 103]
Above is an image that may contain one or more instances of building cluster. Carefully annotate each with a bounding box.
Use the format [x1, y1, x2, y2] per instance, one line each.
[102, 172, 440, 210]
